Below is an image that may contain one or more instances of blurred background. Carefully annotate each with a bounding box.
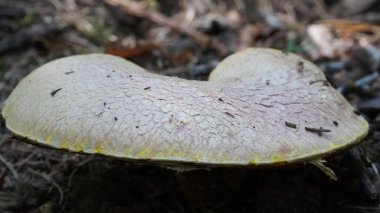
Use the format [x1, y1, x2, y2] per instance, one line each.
[2, 0, 380, 212]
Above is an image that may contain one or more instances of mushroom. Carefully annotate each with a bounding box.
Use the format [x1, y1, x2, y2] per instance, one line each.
[2, 48, 368, 178]
[1, 48, 369, 209]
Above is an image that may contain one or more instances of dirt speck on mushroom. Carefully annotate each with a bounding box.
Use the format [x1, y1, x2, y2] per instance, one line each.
[50, 88, 62, 96]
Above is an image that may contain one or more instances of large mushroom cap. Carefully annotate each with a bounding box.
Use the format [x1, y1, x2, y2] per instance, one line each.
[2, 48, 368, 167]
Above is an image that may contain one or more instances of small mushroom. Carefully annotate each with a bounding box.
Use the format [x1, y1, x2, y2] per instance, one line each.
[2, 48, 368, 170]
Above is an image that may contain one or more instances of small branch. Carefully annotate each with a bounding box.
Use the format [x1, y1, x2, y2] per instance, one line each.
[285, 121, 297, 129]
[0, 154, 19, 180]
[305, 126, 331, 136]
[28, 169, 64, 205]
[67, 156, 94, 188]
[105, 0, 228, 56]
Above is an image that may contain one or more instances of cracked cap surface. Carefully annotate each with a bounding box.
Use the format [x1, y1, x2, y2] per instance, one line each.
[2, 48, 369, 167]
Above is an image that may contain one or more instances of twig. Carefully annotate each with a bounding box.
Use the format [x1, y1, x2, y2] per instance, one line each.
[371, 162, 380, 178]
[67, 156, 94, 188]
[0, 134, 9, 149]
[0, 153, 19, 180]
[285, 121, 297, 129]
[28, 169, 64, 205]
[15, 151, 37, 167]
[105, 0, 228, 56]
[305, 126, 331, 136]
[309, 79, 330, 86]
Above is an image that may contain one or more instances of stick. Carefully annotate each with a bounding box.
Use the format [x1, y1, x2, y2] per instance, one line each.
[105, 0, 228, 56]
[0, 154, 19, 180]
[28, 169, 64, 204]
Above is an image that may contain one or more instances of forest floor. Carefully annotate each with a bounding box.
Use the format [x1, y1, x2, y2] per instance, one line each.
[2, 0, 380, 212]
